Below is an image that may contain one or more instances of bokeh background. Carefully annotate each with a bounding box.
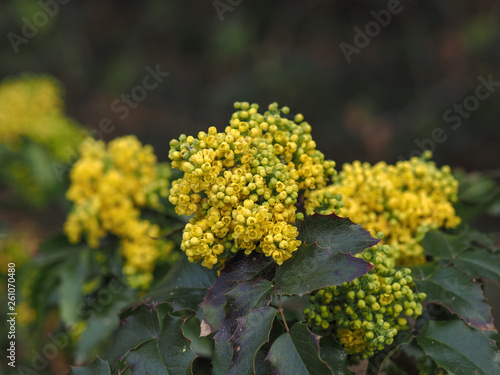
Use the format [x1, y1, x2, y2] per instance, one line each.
[1, 0, 499, 373]
[1, 0, 500, 169]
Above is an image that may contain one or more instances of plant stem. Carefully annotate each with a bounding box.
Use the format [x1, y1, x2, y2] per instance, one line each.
[277, 294, 290, 333]
[152, 224, 186, 239]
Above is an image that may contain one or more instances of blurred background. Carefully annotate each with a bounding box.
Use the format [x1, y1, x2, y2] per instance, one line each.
[0, 0, 499, 373]
[1, 0, 499, 169]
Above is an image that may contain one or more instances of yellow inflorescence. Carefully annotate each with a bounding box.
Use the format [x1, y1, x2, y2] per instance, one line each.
[168, 102, 336, 268]
[0, 75, 84, 161]
[305, 153, 461, 264]
[304, 244, 426, 359]
[64, 135, 171, 289]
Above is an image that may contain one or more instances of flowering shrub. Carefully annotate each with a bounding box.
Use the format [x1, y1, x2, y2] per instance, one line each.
[19, 101, 500, 375]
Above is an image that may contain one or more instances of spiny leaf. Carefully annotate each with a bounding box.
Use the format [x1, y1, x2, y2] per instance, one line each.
[226, 279, 274, 317]
[297, 213, 380, 254]
[125, 313, 196, 375]
[154, 253, 216, 290]
[413, 267, 494, 330]
[463, 229, 499, 252]
[319, 336, 352, 375]
[266, 323, 331, 375]
[150, 287, 210, 312]
[212, 279, 274, 375]
[69, 357, 111, 375]
[201, 252, 274, 335]
[409, 262, 439, 280]
[421, 230, 468, 260]
[148, 254, 216, 312]
[454, 249, 500, 286]
[274, 246, 374, 296]
[105, 305, 161, 364]
[227, 307, 278, 375]
[212, 323, 234, 375]
[417, 319, 500, 375]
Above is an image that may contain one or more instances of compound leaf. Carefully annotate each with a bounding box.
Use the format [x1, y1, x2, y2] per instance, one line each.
[201, 253, 274, 335]
[227, 307, 278, 375]
[69, 357, 111, 375]
[125, 312, 196, 375]
[274, 247, 374, 296]
[266, 322, 331, 375]
[297, 213, 380, 254]
[413, 267, 494, 330]
[454, 249, 500, 286]
[319, 336, 351, 375]
[417, 319, 500, 375]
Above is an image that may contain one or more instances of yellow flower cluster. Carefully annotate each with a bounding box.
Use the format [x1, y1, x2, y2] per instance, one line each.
[305, 153, 461, 264]
[168, 102, 336, 268]
[64, 136, 171, 289]
[0, 75, 84, 161]
[304, 244, 426, 359]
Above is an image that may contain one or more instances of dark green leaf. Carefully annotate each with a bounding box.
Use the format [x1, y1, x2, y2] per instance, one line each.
[60, 249, 89, 325]
[267, 323, 331, 375]
[463, 229, 499, 251]
[457, 172, 497, 203]
[148, 254, 216, 312]
[226, 279, 274, 317]
[182, 316, 214, 358]
[154, 253, 216, 290]
[409, 262, 439, 281]
[105, 305, 161, 364]
[297, 213, 380, 254]
[69, 357, 111, 375]
[212, 279, 274, 375]
[319, 336, 351, 375]
[37, 233, 91, 263]
[422, 230, 468, 260]
[150, 287, 211, 312]
[213, 325, 234, 375]
[274, 246, 374, 296]
[75, 296, 133, 363]
[227, 307, 278, 375]
[417, 319, 500, 375]
[126, 313, 196, 375]
[454, 249, 500, 286]
[414, 267, 494, 330]
[201, 252, 274, 335]
[254, 349, 272, 375]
